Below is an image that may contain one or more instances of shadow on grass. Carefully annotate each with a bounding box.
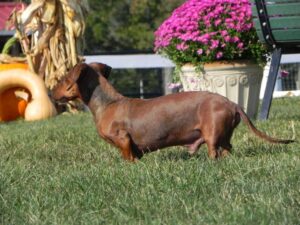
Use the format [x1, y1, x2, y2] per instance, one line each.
[156, 149, 192, 161]
[141, 137, 294, 162]
[159, 144, 292, 162]
[233, 142, 291, 158]
[155, 146, 211, 162]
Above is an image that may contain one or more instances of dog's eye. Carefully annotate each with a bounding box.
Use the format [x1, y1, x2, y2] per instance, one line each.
[66, 85, 72, 91]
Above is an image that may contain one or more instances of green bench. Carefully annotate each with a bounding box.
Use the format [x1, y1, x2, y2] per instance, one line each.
[251, 0, 300, 119]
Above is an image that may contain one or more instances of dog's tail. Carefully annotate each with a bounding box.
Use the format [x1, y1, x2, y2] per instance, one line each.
[236, 106, 294, 144]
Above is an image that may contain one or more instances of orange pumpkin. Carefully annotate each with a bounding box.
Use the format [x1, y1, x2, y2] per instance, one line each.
[0, 68, 57, 121]
[0, 88, 29, 121]
[0, 63, 30, 121]
[18, 98, 28, 116]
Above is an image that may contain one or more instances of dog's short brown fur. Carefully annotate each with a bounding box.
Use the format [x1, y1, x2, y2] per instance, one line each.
[52, 63, 294, 161]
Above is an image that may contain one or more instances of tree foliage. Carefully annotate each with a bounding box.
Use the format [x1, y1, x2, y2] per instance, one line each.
[85, 0, 184, 54]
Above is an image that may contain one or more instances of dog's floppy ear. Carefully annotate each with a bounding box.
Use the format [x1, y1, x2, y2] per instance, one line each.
[89, 62, 112, 79]
[76, 63, 101, 104]
[69, 63, 89, 82]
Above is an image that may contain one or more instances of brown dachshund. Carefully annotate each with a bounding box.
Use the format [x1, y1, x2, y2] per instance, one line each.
[52, 63, 294, 161]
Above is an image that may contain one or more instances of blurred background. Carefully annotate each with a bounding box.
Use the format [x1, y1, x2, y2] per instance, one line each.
[0, 0, 299, 99]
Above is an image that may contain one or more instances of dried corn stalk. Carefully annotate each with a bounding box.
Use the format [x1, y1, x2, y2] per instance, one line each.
[13, 0, 89, 89]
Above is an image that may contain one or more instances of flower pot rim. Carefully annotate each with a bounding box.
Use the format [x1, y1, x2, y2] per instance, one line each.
[181, 60, 261, 69]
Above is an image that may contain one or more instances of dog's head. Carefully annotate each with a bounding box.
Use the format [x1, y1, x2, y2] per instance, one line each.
[89, 62, 112, 78]
[52, 62, 112, 104]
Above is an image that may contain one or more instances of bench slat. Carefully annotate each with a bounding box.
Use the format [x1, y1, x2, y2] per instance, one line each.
[250, 0, 300, 3]
[254, 16, 300, 29]
[266, 0, 299, 2]
[252, 3, 300, 17]
[256, 29, 300, 42]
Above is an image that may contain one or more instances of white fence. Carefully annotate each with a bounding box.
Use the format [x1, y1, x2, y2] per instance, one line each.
[85, 54, 300, 98]
[85, 54, 174, 69]
[260, 54, 300, 98]
[85, 54, 175, 96]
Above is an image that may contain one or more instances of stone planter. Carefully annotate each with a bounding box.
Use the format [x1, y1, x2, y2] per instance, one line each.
[179, 61, 263, 118]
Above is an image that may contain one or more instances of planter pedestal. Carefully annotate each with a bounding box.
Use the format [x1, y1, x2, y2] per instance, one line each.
[179, 61, 263, 118]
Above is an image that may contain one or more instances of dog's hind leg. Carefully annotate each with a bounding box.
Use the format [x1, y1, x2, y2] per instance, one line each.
[206, 142, 219, 159]
[219, 129, 234, 158]
[219, 139, 233, 158]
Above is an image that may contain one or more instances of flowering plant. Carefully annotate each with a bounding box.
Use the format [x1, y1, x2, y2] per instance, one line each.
[154, 0, 267, 68]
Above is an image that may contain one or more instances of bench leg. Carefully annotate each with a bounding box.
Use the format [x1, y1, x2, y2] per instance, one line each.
[259, 48, 282, 120]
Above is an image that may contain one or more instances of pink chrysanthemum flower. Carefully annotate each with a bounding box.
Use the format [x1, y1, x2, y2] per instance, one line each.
[154, 0, 266, 66]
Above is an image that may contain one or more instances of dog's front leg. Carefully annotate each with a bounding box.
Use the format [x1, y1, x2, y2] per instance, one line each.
[112, 130, 137, 162]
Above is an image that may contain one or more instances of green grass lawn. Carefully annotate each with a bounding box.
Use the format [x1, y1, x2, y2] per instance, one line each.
[1, 97, 300, 225]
